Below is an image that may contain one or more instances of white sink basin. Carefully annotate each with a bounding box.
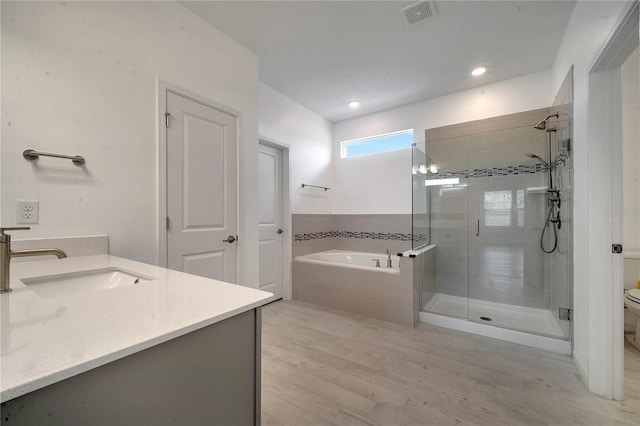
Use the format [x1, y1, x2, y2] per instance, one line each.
[21, 267, 156, 299]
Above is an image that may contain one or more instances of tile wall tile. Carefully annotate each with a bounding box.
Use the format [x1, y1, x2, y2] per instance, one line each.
[292, 214, 334, 257]
[292, 259, 415, 326]
[292, 214, 416, 257]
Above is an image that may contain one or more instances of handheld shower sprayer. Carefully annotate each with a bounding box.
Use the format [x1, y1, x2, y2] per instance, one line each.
[524, 153, 549, 169]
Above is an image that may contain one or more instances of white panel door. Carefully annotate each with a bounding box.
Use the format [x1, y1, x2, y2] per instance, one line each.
[166, 92, 237, 283]
[258, 144, 283, 299]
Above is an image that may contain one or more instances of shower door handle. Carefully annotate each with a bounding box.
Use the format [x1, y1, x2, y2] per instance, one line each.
[475, 219, 480, 237]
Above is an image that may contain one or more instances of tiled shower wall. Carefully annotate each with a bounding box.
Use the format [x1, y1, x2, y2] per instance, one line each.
[425, 108, 557, 310]
[292, 214, 413, 258]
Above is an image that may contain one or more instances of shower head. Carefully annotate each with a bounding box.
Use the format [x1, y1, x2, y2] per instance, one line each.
[525, 153, 549, 169]
[533, 113, 559, 130]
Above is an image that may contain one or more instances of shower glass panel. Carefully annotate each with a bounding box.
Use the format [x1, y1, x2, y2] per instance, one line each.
[411, 144, 430, 250]
[418, 136, 470, 320]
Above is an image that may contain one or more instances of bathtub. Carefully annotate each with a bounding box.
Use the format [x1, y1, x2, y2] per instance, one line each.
[292, 249, 416, 326]
[295, 250, 401, 273]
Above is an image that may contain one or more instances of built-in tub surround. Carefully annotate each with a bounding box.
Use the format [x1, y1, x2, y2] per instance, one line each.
[293, 249, 418, 326]
[296, 250, 401, 272]
[292, 214, 334, 257]
[292, 214, 416, 257]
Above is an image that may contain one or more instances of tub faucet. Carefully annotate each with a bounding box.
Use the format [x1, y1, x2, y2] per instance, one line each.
[1, 227, 67, 294]
[386, 248, 392, 268]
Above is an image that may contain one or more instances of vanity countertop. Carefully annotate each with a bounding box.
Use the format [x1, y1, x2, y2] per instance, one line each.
[0, 255, 273, 403]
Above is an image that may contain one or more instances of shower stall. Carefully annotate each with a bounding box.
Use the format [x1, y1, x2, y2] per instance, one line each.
[413, 101, 573, 350]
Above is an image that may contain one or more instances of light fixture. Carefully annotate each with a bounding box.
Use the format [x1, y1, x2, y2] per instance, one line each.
[348, 100, 360, 108]
[418, 164, 428, 174]
[429, 164, 438, 173]
[425, 177, 460, 186]
[471, 66, 486, 76]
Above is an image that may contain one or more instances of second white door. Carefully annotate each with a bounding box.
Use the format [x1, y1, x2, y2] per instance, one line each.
[258, 143, 284, 299]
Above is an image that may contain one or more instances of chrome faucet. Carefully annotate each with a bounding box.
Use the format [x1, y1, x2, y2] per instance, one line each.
[1, 227, 67, 294]
[386, 248, 392, 268]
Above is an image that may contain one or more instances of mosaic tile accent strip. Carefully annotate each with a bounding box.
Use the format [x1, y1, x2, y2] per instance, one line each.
[294, 231, 334, 241]
[430, 163, 543, 180]
[294, 231, 427, 242]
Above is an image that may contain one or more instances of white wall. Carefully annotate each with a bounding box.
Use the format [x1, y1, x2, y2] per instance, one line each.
[549, 0, 634, 397]
[259, 83, 333, 214]
[0, 1, 260, 286]
[332, 70, 552, 214]
[622, 46, 639, 254]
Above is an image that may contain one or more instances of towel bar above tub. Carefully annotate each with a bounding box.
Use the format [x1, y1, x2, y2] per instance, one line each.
[301, 183, 330, 191]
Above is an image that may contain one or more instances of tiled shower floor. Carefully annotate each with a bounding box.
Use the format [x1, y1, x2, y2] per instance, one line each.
[423, 293, 566, 338]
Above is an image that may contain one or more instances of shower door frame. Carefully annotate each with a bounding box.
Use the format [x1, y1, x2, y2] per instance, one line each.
[420, 110, 573, 353]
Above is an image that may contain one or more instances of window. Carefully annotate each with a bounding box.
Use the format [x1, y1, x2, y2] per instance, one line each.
[516, 189, 525, 227]
[340, 129, 413, 158]
[484, 190, 512, 226]
[483, 189, 526, 227]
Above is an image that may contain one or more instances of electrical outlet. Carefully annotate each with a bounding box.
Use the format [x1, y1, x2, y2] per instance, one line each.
[17, 200, 39, 224]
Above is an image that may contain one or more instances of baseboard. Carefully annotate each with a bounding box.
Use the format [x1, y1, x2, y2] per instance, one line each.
[573, 352, 588, 387]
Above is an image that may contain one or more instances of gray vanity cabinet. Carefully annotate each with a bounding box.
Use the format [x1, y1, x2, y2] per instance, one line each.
[1, 308, 262, 426]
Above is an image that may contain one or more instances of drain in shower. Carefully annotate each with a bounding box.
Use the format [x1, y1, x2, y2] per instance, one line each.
[479, 316, 492, 321]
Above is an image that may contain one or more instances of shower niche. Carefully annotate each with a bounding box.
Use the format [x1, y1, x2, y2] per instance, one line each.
[413, 89, 573, 348]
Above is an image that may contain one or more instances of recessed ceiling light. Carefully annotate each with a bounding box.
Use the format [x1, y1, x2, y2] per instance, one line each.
[471, 67, 487, 76]
[348, 100, 360, 108]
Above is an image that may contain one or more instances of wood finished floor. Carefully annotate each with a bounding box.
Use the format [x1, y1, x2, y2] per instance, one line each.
[261, 300, 640, 426]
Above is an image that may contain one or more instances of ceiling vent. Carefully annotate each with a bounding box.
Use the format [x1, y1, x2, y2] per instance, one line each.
[399, 1, 437, 27]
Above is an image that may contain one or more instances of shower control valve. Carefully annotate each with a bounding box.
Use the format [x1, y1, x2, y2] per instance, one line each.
[550, 212, 562, 229]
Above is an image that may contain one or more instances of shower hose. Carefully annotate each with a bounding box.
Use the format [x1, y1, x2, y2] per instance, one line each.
[540, 204, 558, 253]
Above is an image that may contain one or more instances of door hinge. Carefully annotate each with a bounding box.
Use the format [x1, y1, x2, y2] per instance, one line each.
[166, 216, 170, 230]
[164, 112, 171, 128]
[612, 244, 623, 254]
[559, 308, 572, 321]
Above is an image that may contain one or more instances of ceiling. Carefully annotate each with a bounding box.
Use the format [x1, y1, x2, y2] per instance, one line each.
[182, 1, 576, 122]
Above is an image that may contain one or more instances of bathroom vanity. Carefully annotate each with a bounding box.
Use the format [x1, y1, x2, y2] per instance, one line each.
[0, 255, 272, 425]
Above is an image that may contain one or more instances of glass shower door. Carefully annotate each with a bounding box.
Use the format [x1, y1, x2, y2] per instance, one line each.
[466, 128, 562, 338]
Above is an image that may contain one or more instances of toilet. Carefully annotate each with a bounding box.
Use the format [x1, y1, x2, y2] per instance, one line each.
[624, 289, 640, 351]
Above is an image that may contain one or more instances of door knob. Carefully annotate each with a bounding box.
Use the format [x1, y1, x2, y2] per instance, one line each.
[276, 229, 284, 234]
[223, 235, 236, 243]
